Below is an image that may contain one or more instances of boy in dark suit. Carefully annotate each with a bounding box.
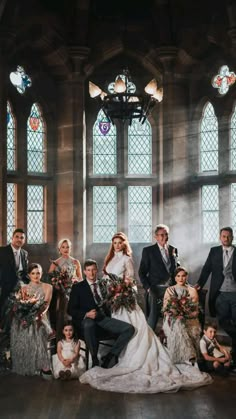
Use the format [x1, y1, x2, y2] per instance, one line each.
[68, 259, 134, 368]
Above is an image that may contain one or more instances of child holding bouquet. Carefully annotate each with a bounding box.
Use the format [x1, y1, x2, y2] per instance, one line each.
[52, 321, 85, 379]
[10, 263, 53, 377]
[163, 266, 201, 364]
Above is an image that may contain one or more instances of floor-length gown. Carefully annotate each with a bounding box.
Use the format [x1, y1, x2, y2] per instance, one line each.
[53, 257, 77, 339]
[80, 253, 212, 393]
[162, 286, 201, 364]
[11, 282, 51, 375]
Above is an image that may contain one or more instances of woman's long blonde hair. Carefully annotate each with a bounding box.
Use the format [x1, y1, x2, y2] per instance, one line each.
[103, 232, 132, 273]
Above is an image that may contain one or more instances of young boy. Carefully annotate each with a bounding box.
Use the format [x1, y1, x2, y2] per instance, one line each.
[200, 321, 231, 374]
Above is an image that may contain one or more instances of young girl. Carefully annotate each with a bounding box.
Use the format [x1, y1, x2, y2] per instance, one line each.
[52, 321, 85, 379]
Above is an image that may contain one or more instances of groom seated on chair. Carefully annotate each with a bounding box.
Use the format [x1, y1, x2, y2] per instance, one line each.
[68, 259, 135, 368]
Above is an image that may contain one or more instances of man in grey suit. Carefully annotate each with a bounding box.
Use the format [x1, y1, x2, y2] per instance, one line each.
[196, 227, 236, 364]
[138, 224, 179, 331]
[0, 228, 29, 327]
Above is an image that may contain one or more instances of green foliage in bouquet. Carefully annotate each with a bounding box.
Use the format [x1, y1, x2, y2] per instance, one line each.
[162, 293, 198, 327]
[6, 286, 47, 329]
[99, 273, 137, 313]
[48, 259, 76, 297]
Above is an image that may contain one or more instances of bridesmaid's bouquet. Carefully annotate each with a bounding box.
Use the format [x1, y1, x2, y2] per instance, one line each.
[6, 286, 47, 329]
[48, 259, 76, 297]
[163, 294, 198, 326]
[99, 274, 137, 313]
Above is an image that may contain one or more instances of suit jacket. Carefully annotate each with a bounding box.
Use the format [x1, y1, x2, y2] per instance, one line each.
[138, 243, 178, 291]
[0, 244, 29, 305]
[198, 245, 236, 316]
[68, 279, 110, 329]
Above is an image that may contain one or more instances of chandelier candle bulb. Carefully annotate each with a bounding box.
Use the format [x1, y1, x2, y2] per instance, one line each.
[89, 81, 102, 98]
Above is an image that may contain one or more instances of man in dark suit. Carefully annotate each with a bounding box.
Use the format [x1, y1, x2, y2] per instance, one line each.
[0, 228, 29, 326]
[196, 226, 236, 364]
[138, 224, 179, 331]
[68, 259, 135, 368]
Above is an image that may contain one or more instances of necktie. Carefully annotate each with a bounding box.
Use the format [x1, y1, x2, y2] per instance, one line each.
[161, 247, 169, 264]
[14, 251, 19, 268]
[225, 249, 229, 267]
[92, 283, 102, 304]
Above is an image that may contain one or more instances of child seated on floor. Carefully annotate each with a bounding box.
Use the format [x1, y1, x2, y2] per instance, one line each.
[52, 321, 85, 380]
[200, 321, 231, 375]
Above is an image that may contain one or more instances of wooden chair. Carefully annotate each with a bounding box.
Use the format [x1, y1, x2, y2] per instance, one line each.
[78, 332, 114, 370]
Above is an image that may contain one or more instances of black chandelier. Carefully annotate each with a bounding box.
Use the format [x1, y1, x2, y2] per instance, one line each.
[89, 69, 163, 125]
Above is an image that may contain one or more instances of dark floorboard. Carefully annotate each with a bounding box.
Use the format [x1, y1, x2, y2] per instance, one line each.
[1, 372, 236, 419]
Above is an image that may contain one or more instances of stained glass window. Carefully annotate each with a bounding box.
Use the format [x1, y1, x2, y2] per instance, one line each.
[230, 105, 236, 170]
[93, 110, 117, 175]
[7, 183, 16, 243]
[201, 185, 219, 243]
[128, 186, 152, 242]
[7, 102, 16, 171]
[27, 103, 46, 173]
[27, 185, 45, 244]
[93, 186, 117, 242]
[200, 103, 218, 172]
[128, 119, 152, 175]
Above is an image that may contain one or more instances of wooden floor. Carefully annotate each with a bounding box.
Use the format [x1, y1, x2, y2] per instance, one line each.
[1, 372, 236, 419]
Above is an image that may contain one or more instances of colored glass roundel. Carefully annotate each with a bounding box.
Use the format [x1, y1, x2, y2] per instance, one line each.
[29, 111, 40, 131]
[99, 116, 111, 135]
[9, 66, 32, 94]
[212, 65, 236, 95]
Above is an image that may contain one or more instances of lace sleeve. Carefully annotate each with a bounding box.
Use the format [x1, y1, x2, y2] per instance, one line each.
[125, 257, 134, 278]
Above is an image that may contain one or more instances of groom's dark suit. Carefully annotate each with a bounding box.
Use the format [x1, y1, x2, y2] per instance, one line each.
[198, 244, 236, 362]
[0, 244, 29, 322]
[197, 245, 236, 316]
[68, 279, 135, 363]
[139, 243, 178, 330]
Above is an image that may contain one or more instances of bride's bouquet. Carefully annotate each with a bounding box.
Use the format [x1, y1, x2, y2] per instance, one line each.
[6, 286, 47, 329]
[99, 274, 137, 313]
[163, 294, 198, 326]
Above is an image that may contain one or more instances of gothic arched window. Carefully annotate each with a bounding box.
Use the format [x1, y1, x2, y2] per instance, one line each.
[230, 104, 236, 170]
[7, 101, 16, 171]
[93, 110, 117, 175]
[91, 113, 153, 244]
[200, 102, 218, 173]
[27, 103, 46, 173]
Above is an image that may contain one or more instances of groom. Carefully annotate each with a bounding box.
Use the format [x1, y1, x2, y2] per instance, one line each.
[68, 259, 135, 368]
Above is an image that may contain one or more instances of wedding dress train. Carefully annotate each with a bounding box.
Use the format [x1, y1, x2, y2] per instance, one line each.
[80, 304, 212, 393]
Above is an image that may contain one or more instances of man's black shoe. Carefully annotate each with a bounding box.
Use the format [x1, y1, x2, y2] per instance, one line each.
[92, 357, 99, 367]
[101, 353, 118, 369]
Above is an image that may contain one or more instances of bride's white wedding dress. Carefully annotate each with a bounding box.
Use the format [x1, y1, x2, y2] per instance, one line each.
[80, 252, 212, 393]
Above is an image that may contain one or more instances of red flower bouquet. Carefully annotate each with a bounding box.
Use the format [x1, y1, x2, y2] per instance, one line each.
[99, 274, 137, 313]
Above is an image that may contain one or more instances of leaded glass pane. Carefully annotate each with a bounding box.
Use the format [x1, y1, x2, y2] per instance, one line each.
[7, 102, 16, 171]
[7, 183, 16, 242]
[202, 185, 219, 243]
[200, 103, 218, 172]
[230, 106, 236, 170]
[93, 186, 117, 242]
[128, 119, 152, 175]
[27, 103, 46, 173]
[27, 185, 45, 243]
[128, 186, 152, 242]
[231, 184, 236, 235]
[93, 110, 117, 175]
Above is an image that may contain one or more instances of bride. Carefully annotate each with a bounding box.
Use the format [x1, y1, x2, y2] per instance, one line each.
[80, 232, 212, 393]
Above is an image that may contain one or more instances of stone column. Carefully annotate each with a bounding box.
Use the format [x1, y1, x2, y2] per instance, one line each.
[56, 46, 89, 261]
